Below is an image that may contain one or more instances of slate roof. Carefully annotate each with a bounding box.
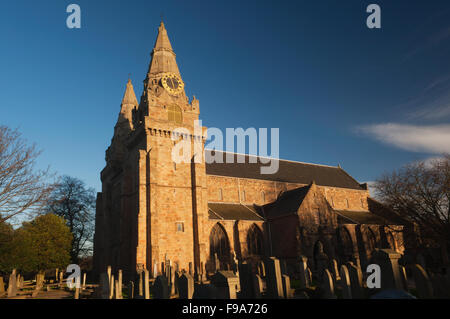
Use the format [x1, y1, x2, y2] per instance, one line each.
[208, 203, 264, 221]
[205, 150, 364, 190]
[335, 210, 388, 225]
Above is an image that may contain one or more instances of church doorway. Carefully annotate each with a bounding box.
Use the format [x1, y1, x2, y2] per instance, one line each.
[209, 223, 231, 270]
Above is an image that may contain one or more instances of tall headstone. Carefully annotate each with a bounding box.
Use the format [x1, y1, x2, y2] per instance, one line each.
[252, 274, 263, 298]
[339, 265, 352, 299]
[82, 273, 87, 290]
[238, 263, 254, 298]
[59, 271, 64, 288]
[0, 276, 5, 297]
[128, 281, 135, 299]
[179, 272, 194, 299]
[137, 270, 144, 297]
[7, 269, 17, 297]
[321, 269, 336, 299]
[298, 255, 309, 289]
[371, 249, 404, 290]
[265, 257, 284, 298]
[115, 279, 122, 299]
[330, 259, 341, 282]
[117, 270, 123, 299]
[411, 264, 433, 299]
[211, 271, 239, 299]
[144, 270, 150, 299]
[282, 274, 294, 298]
[109, 274, 115, 299]
[258, 261, 266, 277]
[153, 275, 169, 299]
[347, 263, 364, 298]
[107, 266, 112, 285]
[99, 272, 110, 299]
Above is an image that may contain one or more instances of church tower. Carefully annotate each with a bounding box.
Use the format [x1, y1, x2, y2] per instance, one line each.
[94, 21, 209, 279]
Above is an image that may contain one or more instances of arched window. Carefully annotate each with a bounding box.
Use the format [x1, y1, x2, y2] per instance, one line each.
[366, 228, 378, 253]
[218, 188, 223, 201]
[241, 190, 246, 202]
[209, 223, 231, 267]
[247, 224, 264, 256]
[261, 191, 265, 203]
[168, 105, 182, 124]
[337, 227, 353, 262]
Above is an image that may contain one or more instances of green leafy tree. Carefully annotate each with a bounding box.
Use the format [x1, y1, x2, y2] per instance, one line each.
[11, 214, 72, 273]
[0, 221, 14, 273]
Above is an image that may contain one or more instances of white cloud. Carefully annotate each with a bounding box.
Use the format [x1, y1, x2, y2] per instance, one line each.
[357, 123, 450, 154]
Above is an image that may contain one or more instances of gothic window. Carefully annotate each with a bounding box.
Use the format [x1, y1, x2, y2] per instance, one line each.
[168, 105, 182, 124]
[346, 199, 350, 208]
[261, 191, 265, 203]
[209, 223, 230, 266]
[218, 188, 223, 201]
[241, 190, 246, 202]
[247, 224, 264, 256]
[366, 228, 378, 253]
[337, 227, 353, 262]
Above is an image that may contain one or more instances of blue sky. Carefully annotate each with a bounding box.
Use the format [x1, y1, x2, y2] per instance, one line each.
[0, 0, 449, 193]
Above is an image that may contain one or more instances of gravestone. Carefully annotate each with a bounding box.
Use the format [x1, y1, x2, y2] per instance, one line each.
[153, 261, 158, 278]
[117, 270, 123, 298]
[315, 242, 329, 280]
[59, 271, 64, 288]
[371, 249, 404, 290]
[265, 257, 284, 298]
[0, 276, 5, 297]
[282, 274, 294, 298]
[321, 269, 336, 299]
[128, 281, 134, 299]
[99, 272, 110, 299]
[74, 286, 80, 299]
[347, 263, 364, 298]
[411, 264, 433, 299]
[298, 255, 309, 289]
[153, 275, 169, 299]
[306, 268, 313, 286]
[107, 266, 112, 285]
[258, 260, 266, 277]
[331, 259, 341, 282]
[339, 265, 352, 299]
[82, 273, 87, 290]
[399, 265, 408, 291]
[7, 269, 17, 297]
[115, 279, 122, 299]
[238, 263, 254, 298]
[137, 270, 143, 297]
[109, 274, 115, 299]
[252, 274, 264, 298]
[192, 283, 218, 299]
[179, 272, 194, 299]
[144, 270, 150, 299]
[210, 271, 239, 299]
[214, 253, 220, 272]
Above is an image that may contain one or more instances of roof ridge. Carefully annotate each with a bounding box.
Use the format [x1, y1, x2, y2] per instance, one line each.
[205, 149, 339, 169]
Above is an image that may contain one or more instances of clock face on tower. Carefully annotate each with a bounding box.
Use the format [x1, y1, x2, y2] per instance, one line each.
[161, 73, 184, 96]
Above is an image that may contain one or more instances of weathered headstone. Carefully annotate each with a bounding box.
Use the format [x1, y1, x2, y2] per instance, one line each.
[265, 257, 284, 298]
[82, 273, 87, 290]
[144, 270, 150, 299]
[107, 266, 112, 285]
[347, 263, 364, 298]
[210, 271, 239, 299]
[179, 272, 194, 299]
[153, 275, 169, 299]
[339, 265, 352, 299]
[117, 270, 123, 299]
[109, 274, 115, 299]
[258, 260, 266, 277]
[7, 269, 17, 297]
[252, 274, 264, 298]
[115, 279, 122, 299]
[298, 255, 309, 289]
[371, 249, 404, 290]
[59, 271, 64, 288]
[411, 264, 433, 299]
[128, 281, 134, 299]
[315, 242, 329, 281]
[330, 259, 341, 282]
[321, 269, 336, 299]
[281, 274, 294, 298]
[99, 272, 110, 299]
[238, 263, 254, 298]
[0, 276, 5, 297]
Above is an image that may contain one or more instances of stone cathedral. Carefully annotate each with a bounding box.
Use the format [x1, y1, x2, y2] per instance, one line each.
[93, 22, 404, 280]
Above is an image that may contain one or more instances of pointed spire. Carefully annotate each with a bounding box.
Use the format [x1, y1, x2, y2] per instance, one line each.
[121, 78, 138, 106]
[153, 21, 173, 52]
[147, 21, 182, 78]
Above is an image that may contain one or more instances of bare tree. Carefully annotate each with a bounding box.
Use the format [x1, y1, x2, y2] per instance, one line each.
[46, 175, 95, 263]
[374, 154, 450, 263]
[0, 126, 54, 223]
